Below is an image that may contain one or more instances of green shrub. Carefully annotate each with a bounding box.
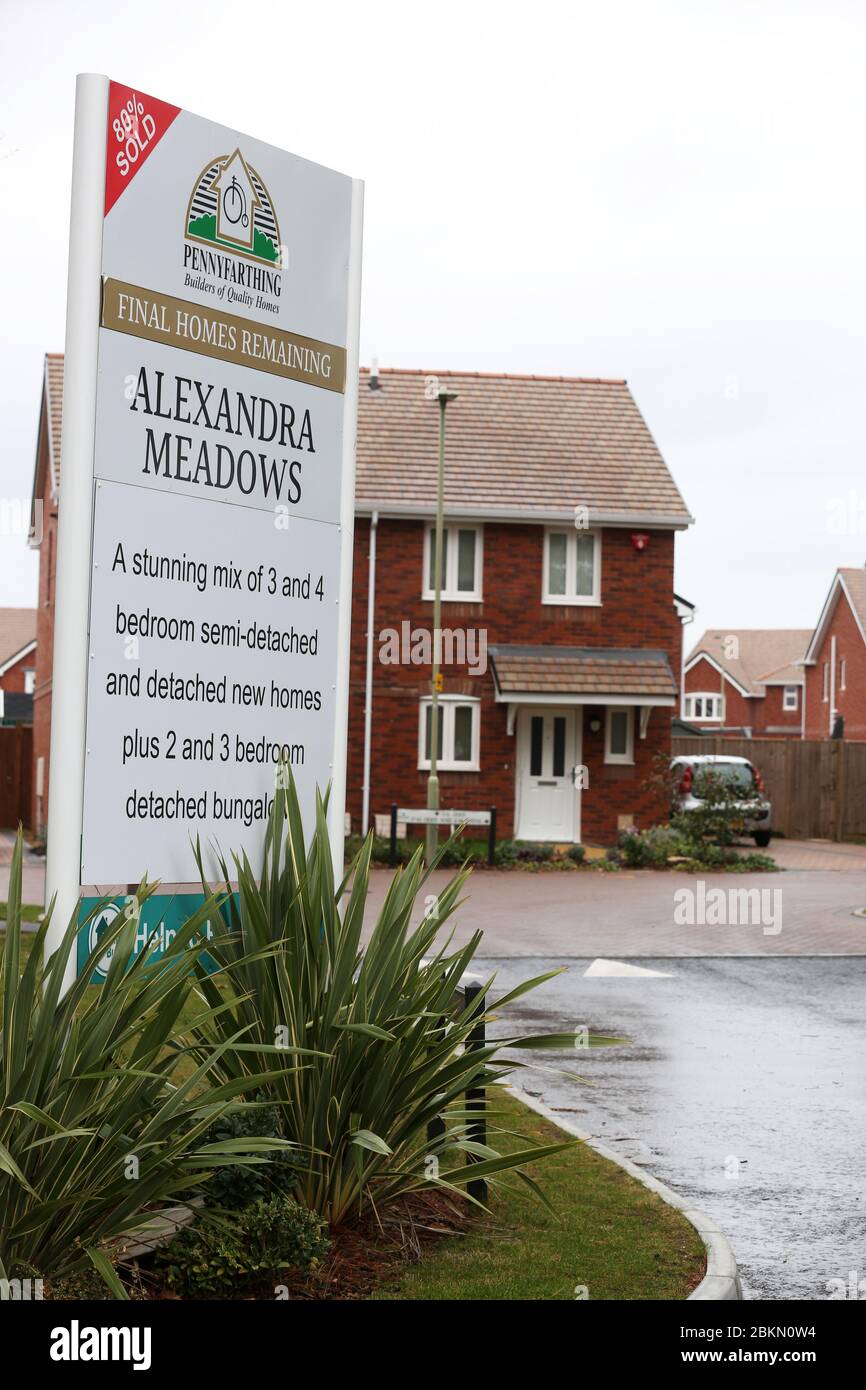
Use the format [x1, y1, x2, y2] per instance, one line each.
[618, 826, 689, 868]
[566, 844, 586, 865]
[243, 1194, 330, 1274]
[203, 1102, 297, 1210]
[672, 767, 761, 847]
[513, 841, 555, 863]
[0, 833, 291, 1296]
[156, 1196, 330, 1296]
[154, 1221, 247, 1297]
[494, 839, 519, 866]
[46, 1265, 127, 1301]
[189, 771, 617, 1227]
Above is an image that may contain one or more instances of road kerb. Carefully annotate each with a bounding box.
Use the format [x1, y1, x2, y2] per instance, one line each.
[510, 1084, 743, 1301]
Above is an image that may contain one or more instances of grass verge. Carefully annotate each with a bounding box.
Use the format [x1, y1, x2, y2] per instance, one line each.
[374, 1087, 705, 1301]
[2, 934, 704, 1301]
[0, 903, 42, 924]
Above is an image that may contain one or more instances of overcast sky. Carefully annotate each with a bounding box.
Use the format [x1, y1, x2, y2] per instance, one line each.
[2, 0, 865, 642]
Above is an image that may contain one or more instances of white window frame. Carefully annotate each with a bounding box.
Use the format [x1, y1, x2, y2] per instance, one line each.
[422, 524, 483, 601]
[542, 527, 601, 606]
[417, 695, 481, 772]
[683, 692, 725, 722]
[823, 662, 829, 701]
[783, 685, 798, 711]
[23, 668, 36, 695]
[840, 658, 847, 691]
[604, 706, 635, 765]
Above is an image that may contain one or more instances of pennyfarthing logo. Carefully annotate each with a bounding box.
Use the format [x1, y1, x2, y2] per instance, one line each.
[186, 148, 282, 266]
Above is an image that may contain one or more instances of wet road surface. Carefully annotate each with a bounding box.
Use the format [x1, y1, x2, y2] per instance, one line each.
[478, 954, 866, 1300]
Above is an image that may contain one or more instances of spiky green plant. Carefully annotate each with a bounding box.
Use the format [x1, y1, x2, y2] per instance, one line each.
[190, 773, 616, 1227]
[0, 832, 292, 1295]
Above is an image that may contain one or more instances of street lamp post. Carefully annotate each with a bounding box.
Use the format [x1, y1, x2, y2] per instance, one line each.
[426, 388, 457, 864]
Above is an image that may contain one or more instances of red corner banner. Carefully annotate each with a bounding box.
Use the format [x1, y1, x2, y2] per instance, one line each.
[104, 81, 181, 217]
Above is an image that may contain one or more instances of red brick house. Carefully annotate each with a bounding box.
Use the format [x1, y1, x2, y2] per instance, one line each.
[31, 358, 692, 846]
[350, 368, 692, 845]
[683, 629, 810, 738]
[0, 610, 37, 699]
[0, 606, 36, 773]
[802, 568, 866, 741]
[28, 354, 62, 835]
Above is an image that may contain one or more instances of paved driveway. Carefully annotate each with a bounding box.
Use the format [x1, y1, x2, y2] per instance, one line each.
[738, 837, 866, 872]
[7, 836, 866, 954]
[363, 860, 866, 956]
[481, 955, 866, 1301]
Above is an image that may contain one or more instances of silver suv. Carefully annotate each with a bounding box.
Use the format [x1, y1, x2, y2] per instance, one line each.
[671, 754, 772, 848]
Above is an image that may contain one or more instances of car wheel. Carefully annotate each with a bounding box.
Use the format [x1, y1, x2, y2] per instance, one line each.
[753, 831, 772, 848]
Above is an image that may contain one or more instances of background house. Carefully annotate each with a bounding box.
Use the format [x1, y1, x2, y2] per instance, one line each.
[683, 629, 810, 737]
[29, 354, 62, 836]
[802, 568, 866, 740]
[350, 367, 692, 844]
[0, 607, 36, 828]
[0, 608, 37, 708]
[29, 357, 692, 847]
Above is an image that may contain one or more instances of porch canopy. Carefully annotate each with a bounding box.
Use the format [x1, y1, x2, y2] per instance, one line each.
[489, 644, 677, 736]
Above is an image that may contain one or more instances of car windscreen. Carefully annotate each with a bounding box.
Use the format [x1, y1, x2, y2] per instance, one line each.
[693, 763, 757, 796]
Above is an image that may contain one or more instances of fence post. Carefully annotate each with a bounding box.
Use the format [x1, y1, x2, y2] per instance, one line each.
[389, 803, 398, 868]
[427, 1015, 447, 1146]
[464, 981, 487, 1203]
[487, 806, 496, 867]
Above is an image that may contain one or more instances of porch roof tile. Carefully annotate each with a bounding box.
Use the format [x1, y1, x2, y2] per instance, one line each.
[488, 644, 677, 698]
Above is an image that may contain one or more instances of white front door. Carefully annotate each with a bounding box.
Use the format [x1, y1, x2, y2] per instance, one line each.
[515, 706, 581, 842]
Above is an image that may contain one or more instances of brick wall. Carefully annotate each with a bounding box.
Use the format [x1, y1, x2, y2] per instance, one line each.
[757, 682, 802, 736]
[804, 592, 866, 740]
[348, 518, 682, 844]
[0, 649, 36, 695]
[31, 486, 57, 836]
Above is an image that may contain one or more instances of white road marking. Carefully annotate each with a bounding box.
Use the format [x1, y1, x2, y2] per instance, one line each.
[583, 957, 673, 978]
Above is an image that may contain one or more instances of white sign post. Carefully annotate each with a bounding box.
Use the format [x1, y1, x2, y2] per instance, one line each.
[47, 74, 362, 977]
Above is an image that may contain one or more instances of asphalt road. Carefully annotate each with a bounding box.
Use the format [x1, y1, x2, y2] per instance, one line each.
[479, 954, 866, 1300]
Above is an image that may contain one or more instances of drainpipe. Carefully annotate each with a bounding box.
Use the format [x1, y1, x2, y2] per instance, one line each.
[679, 603, 695, 718]
[829, 634, 837, 738]
[361, 511, 378, 836]
[800, 666, 806, 739]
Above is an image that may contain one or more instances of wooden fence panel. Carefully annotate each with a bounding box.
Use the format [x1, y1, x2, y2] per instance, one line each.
[0, 725, 33, 830]
[671, 735, 866, 841]
[840, 743, 866, 840]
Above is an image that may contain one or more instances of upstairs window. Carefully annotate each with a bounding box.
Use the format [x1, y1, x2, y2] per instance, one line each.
[543, 529, 600, 605]
[684, 693, 725, 721]
[423, 525, 483, 600]
[783, 685, 798, 711]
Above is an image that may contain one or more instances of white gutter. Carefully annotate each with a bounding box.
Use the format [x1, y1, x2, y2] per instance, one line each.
[355, 503, 693, 529]
[679, 605, 695, 717]
[361, 510, 378, 836]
